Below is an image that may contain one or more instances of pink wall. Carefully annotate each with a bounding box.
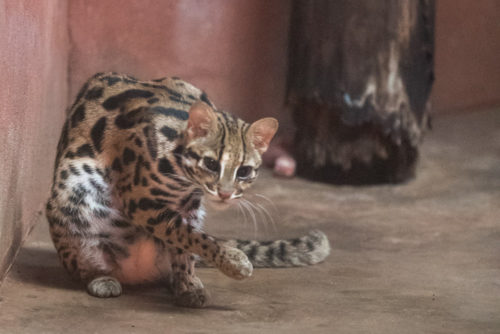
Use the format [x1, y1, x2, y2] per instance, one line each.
[0, 0, 68, 279]
[68, 0, 293, 131]
[431, 0, 500, 113]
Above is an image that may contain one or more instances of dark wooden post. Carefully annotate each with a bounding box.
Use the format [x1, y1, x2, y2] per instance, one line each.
[287, 0, 434, 184]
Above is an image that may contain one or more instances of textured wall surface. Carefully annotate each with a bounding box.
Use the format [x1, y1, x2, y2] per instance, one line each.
[0, 0, 68, 279]
[68, 0, 292, 130]
[432, 0, 500, 113]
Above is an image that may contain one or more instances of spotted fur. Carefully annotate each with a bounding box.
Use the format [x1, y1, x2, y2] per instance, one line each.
[46, 72, 330, 308]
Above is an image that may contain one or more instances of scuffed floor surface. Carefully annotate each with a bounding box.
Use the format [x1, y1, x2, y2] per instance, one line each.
[1, 109, 499, 334]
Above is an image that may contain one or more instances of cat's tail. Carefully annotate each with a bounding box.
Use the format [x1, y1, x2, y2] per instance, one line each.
[223, 230, 330, 268]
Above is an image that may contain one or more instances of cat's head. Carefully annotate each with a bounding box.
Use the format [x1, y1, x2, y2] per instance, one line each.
[180, 101, 278, 205]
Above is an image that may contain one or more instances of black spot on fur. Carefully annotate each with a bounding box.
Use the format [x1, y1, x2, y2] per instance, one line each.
[159, 126, 178, 140]
[200, 92, 213, 107]
[143, 126, 158, 160]
[186, 198, 201, 212]
[60, 206, 78, 217]
[158, 158, 174, 176]
[68, 165, 80, 176]
[152, 107, 189, 120]
[134, 137, 143, 147]
[185, 148, 200, 161]
[278, 242, 287, 262]
[168, 96, 191, 105]
[85, 86, 104, 100]
[122, 147, 136, 165]
[93, 208, 110, 218]
[147, 97, 159, 104]
[65, 151, 75, 159]
[59, 121, 69, 152]
[174, 217, 182, 228]
[141, 177, 148, 187]
[82, 164, 93, 174]
[112, 219, 131, 228]
[150, 187, 173, 197]
[114, 114, 135, 129]
[89, 179, 105, 193]
[114, 107, 149, 129]
[91, 117, 107, 152]
[266, 247, 275, 261]
[76, 144, 95, 158]
[247, 245, 258, 261]
[60, 170, 69, 180]
[102, 76, 121, 86]
[134, 155, 143, 185]
[71, 104, 86, 128]
[111, 158, 123, 172]
[128, 200, 137, 215]
[150, 173, 162, 184]
[102, 89, 154, 110]
[138, 198, 165, 210]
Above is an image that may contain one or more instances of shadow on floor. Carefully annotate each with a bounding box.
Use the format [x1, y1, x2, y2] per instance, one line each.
[11, 246, 236, 312]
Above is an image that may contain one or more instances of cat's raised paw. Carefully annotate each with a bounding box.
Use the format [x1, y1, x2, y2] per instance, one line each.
[87, 276, 122, 298]
[219, 247, 253, 280]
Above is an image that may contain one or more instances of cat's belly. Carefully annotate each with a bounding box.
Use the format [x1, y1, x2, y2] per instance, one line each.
[114, 237, 171, 284]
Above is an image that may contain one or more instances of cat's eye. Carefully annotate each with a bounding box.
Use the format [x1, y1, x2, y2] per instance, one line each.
[236, 166, 253, 179]
[203, 157, 219, 173]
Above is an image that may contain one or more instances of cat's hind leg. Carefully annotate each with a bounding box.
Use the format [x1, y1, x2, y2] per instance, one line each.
[50, 233, 125, 298]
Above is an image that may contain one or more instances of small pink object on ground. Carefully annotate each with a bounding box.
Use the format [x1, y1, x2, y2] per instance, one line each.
[274, 155, 296, 177]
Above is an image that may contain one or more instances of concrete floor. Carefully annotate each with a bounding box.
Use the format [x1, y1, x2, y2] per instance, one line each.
[1, 109, 499, 334]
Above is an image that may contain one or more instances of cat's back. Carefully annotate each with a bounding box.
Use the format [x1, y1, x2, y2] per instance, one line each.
[56, 72, 213, 165]
[69, 72, 211, 124]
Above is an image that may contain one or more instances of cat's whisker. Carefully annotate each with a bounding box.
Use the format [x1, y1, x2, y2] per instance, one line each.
[254, 193, 278, 214]
[236, 201, 247, 227]
[254, 201, 277, 233]
[240, 198, 258, 238]
[243, 198, 268, 233]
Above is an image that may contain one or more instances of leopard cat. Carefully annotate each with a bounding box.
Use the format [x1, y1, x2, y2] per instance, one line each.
[45, 72, 330, 308]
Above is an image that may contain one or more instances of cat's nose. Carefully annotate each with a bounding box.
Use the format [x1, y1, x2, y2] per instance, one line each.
[217, 190, 232, 200]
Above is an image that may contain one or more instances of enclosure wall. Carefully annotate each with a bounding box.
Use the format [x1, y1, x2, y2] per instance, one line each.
[0, 0, 68, 279]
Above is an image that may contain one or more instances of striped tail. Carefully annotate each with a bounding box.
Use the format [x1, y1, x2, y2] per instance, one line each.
[223, 230, 330, 268]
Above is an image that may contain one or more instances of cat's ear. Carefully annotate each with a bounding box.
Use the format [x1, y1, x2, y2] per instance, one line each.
[186, 101, 217, 139]
[247, 117, 279, 154]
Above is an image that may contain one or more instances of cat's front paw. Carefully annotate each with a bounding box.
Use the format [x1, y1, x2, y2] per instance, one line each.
[219, 247, 253, 280]
[87, 276, 122, 298]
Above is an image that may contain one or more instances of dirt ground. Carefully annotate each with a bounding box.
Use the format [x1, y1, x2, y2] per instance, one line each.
[1, 109, 499, 334]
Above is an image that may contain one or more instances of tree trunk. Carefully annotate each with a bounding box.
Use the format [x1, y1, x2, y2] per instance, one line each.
[287, 0, 435, 184]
